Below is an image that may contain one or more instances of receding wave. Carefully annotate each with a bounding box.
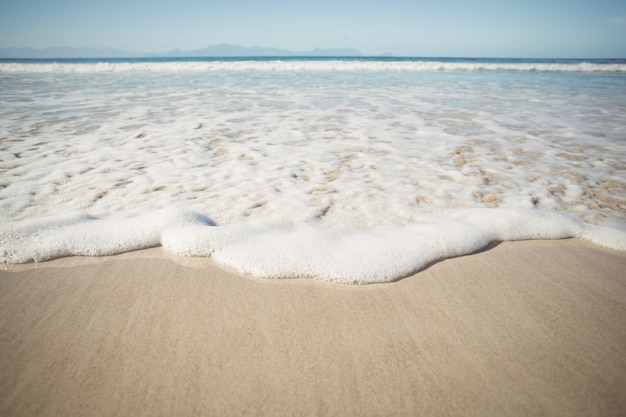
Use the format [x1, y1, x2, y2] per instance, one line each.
[2, 56, 625, 282]
[1, 60, 626, 73]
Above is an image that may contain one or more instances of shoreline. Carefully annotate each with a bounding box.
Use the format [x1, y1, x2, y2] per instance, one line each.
[1, 238, 625, 416]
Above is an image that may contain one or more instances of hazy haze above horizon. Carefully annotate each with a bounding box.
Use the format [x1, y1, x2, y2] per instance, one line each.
[1, 0, 625, 57]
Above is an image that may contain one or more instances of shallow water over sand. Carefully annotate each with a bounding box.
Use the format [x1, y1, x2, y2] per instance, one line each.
[1, 59, 625, 281]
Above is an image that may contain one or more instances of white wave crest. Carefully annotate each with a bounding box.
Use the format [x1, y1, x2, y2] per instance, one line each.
[1, 60, 625, 73]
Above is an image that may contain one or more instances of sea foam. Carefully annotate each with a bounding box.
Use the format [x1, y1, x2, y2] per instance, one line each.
[1, 59, 625, 282]
[0, 210, 213, 263]
[2, 207, 623, 283]
[162, 208, 594, 283]
[1, 60, 625, 73]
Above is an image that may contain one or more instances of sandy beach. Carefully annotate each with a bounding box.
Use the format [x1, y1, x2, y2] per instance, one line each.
[1, 238, 625, 417]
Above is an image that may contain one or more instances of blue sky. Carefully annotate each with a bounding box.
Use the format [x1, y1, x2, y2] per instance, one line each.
[1, 0, 625, 57]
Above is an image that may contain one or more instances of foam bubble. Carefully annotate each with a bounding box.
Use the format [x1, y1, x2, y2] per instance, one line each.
[161, 208, 596, 284]
[0, 209, 212, 263]
[580, 224, 626, 251]
[1, 206, 624, 282]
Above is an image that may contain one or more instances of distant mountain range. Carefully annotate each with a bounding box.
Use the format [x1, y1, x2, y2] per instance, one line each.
[0, 44, 367, 59]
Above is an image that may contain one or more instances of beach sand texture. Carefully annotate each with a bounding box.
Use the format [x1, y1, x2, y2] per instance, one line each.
[1, 238, 625, 417]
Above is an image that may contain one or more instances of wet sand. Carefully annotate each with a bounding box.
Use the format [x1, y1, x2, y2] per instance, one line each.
[1, 238, 625, 416]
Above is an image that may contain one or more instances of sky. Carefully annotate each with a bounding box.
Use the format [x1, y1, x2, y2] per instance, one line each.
[0, 0, 625, 58]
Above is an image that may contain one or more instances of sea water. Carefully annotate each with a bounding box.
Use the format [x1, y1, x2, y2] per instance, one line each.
[1, 57, 625, 282]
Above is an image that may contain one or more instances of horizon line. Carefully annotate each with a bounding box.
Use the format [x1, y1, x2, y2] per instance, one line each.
[1, 56, 625, 61]
[1, 45, 624, 60]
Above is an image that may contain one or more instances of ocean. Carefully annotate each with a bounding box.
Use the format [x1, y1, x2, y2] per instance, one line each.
[1, 57, 625, 283]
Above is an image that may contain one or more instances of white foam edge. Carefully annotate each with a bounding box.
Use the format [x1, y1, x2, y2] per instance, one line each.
[2, 208, 624, 283]
[579, 223, 626, 252]
[1, 61, 625, 73]
[162, 208, 625, 284]
[0, 209, 213, 263]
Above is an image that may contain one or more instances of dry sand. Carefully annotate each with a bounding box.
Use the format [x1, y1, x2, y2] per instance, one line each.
[1, 238, 625, 417]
